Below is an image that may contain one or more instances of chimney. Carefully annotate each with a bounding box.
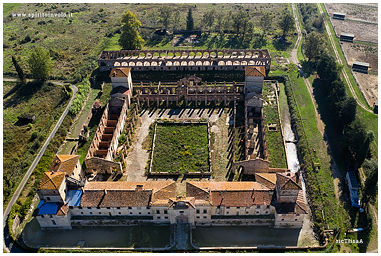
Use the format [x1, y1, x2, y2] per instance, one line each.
[136, 184, 143, 192]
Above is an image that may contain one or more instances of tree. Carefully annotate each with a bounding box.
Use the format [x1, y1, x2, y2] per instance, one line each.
[232, 10, 251, 39]
[172, 11, 181, 31]
[186, 8, 194, 31]
[28, 47, 53, 80]
[363, 158, 378, 203]
[316, 53, 338, 85]
[119, 10, 144, 50]
[338, 97, 357, 130]
[302, 31, 325, 61]
[159, 5, 172, 30]
[260, 12, 273, 33]
[12, 55, 25, 84]
[147, 10, 159, 29]
[202, 9, 216, 33]
[341, 119, 368, 161]
[215, 12, 224, 33]
[279, 12, 295, 36]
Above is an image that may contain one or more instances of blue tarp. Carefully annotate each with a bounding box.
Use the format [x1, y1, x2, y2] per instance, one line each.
[36, 200, 45, 209]
[65, 190, 82, 206]
[38, 202, 58, 215]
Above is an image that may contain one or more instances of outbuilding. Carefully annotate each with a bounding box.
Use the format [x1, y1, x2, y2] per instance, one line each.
[333, 12, 345, 20]
[352, 61, 369, 73]
[340, 33, 354, 43]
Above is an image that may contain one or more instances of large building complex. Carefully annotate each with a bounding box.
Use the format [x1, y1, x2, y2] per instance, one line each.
[35, 49, 308, 231]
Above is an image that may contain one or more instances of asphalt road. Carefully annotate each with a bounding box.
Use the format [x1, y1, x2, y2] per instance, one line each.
[3, 81, 78, 252]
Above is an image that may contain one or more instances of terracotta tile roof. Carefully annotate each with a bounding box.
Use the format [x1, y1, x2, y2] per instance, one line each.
[276, 172, 302, 190]
[245, 66, 266, 77]
[110, 86, 130, 96]
[81, 181, 175, 208]
[39, 172, 66, 190]
[151, 199, 171, 207]
[276, 191, 307, 214]
[194, 199, 212, 206]
[49, 155, 80, 176]
[56, 204, 69, 216]
[255, 173, 277, 189]
[187, 182, 273, 207]
[109, 67, 131, 78]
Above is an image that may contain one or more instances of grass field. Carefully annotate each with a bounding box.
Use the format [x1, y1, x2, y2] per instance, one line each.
[151, 123, 209, 173]
[3, 81, 71, 206]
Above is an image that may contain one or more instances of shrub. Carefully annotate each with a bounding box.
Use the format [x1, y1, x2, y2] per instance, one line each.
[30, 131, 39, 141]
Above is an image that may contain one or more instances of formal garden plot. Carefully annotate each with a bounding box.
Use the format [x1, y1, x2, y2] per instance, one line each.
[150, 122, 210, 174]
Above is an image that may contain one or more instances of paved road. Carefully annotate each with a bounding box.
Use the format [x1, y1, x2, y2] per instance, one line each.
[317, 4, 373, 114]
[3, 80, 78, 252]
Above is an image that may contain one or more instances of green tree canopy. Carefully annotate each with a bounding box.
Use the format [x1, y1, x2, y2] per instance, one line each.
[316, 53, 338, 85]
[202, 9, 216, 33]
[186, 8, 194, 31]
[172, 11, 181, 31]
[119, 10, 144, 50]
[28, 47, 53, 80]
[159, 5, 173, 29]
[302, 31, 326, 61]
[232, 10, 252, 40]
[279, 12, 295, 36]
[260, 12, 273, 33]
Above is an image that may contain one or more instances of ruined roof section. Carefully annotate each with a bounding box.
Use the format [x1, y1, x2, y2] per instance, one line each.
[81, 181, 175, 207]
[49, 155, 80, 176]
[187, 182, 273, 207]
[110, 86, 130, 96]
[276, 191, 307, 214]
[109, 67, 131, 78]
[276, 172, 302, 190]
[245, 66, 266, 77]
[38, 172, 66, 190]
[56, 203, 69, 216]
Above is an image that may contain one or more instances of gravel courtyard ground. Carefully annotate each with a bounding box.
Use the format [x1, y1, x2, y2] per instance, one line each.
[325, 3, 378, 23]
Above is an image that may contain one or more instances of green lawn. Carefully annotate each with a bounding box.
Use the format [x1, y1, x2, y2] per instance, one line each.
[151, 123, 209, 173]
[262, 82, 287, 168]
[3, 3, 21, 15]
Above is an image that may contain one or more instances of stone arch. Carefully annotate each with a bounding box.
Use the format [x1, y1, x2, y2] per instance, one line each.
[143, 61, 151, 66]
[196, 61, 203, 66]
[226, 60, 233, 66]
[181, 61, 187, 66]
[160, 52, 167, 57]
[203, 60, 210, 66]
[203, 52, 209, 58]
[210, 51, 217, 58]
[129, 62, 136, 66]
[121, 62, 128, 66]
[195, 51, 203, 58]
[136, 61, 143, 66]
[217, 51, 224, 58]
[188, 61, 195, 66]
[174, 52, 181, 57]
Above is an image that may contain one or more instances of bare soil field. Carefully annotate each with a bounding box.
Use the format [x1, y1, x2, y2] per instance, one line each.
[341, 42, 378, 70]
[325, 3, 378, 23]
[353, 72, 378, 107]
[331, 19, 378, 43]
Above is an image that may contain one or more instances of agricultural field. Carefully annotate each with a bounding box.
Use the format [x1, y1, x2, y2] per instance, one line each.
[325, 3, 378, 23]
[341, 42, 378, 71]
[353, 72, 378, 107]
[151, 123, 209, 174]
[330, 19, 378, 44]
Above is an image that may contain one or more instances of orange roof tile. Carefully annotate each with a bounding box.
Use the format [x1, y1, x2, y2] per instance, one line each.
[81, 181, 175, 208]
[39, 172, 66, 190]
[109, 67, 131, 78]
[49, 155, 80, 176]
[245, 66, 266, 77]
[56, 204, 69, 216]
[187, 182, 273, 207]
[256, 173, 277, 185]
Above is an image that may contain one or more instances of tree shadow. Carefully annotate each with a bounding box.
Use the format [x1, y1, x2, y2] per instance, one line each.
[4, 80, 45, 109]
[272, 36, 292, 51]
[300, 60, 316, 78]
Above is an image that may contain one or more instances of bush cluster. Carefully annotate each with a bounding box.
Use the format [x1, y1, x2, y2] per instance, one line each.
[69, 78, 91, 115]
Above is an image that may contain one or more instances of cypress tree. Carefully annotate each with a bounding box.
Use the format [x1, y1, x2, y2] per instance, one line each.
[186, 8, 194, 31]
